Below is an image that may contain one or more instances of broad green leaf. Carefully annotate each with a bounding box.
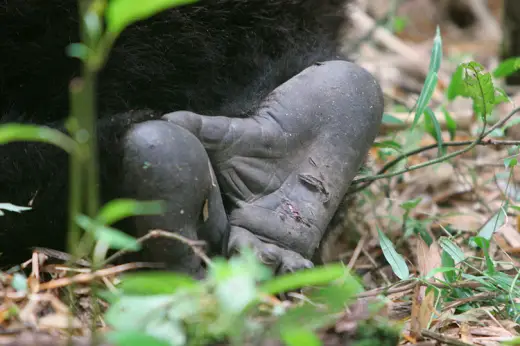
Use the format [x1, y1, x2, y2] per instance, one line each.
[145, 317, 186, 346]
[461, 62, 495, 121]
[0, 124, 78, 154]
[281, 328, 322, 346]
[76, 214, 141, 251]
[439, 237, 465, 265]
[105, 295, 172, 330]
[493, 57, 520, 78]
[494, 86, 510, 105]
[377, 227, 409, 280]
[118, 272, 197, 295]
[382, 113, 405, 125]
[215, 270, 257, 313]
[447, 64, 465, 101]
[306, 284, 360, 312]
[106, 331, 171, 346]
[167, 294, 202, 321]
[277, 304, 337, 335]
[260, 264, 360, 296]
[413, 72, 438, 129]
[107, 0, 198, 35]
[210, 248, 272, 283]
[97, 199, 165, 225]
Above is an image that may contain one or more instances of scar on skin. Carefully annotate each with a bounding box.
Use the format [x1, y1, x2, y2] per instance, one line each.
[298, 173, 330, 203]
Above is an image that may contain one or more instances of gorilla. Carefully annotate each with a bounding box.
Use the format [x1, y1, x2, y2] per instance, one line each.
[0, 0, 383, 276]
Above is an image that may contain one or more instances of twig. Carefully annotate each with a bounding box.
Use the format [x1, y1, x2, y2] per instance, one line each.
[349, 107, 520, 193]
[37, 262, 153, 291]
[442, 291, 498, 311]
[104, 229, 211, 266]
[421, 329, 476, 346]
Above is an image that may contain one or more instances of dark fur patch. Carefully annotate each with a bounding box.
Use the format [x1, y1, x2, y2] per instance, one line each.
[0, 0, 351, 264]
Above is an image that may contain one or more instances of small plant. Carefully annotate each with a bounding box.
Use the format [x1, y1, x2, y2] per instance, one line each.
[103, 250, 365, 346]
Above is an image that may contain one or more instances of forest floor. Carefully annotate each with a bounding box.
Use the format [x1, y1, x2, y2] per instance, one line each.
[2, 0, 520, 345]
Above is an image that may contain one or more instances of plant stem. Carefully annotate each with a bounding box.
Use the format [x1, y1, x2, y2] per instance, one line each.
[67, 81, 84, 253]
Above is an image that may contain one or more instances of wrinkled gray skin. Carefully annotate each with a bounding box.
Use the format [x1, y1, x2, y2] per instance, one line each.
[122, 60, 383, 276]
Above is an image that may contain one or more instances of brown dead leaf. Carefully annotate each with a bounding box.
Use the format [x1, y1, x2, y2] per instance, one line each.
[410, 237, 442, 339]
[38, 313, 83, 330]
[460, 323, 473, 343]
[439, 213, 485, 232]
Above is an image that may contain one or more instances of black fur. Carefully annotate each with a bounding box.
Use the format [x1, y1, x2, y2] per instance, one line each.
[0, 0, 350, 264]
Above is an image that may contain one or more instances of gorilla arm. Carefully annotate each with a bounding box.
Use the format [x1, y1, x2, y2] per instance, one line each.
[164, 60, 384, 273]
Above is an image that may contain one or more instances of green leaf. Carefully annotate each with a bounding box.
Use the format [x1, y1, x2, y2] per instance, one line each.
[413, 72, 438, 129]
[400, 197, 422, 211]
[306, 284, 360, 312]
[118, 272, 198, 295]
[441, 106, 457, 140]
[214, 268, 257, 313]
[106, 331, 171, 346]
[493, 57, 520, 78]
[0, 124, 79, 154]
[423, 107, 445, 156]
[461, 62, 496, 121]
[260, 264, 361, 296]
[145, 317, 186, 346]
[472, 237, 495, 274]
[105, 295, 172, 331]
[472, 207, 507, 244]
[107, 0, 198, 35]
[447, 64, 465, 101]
[441, 250, 456, 283]
[277, 304, 337, 336]
[382, 113, 405, 125]
[505, 157, 518, 168]
[428, 26, 443, 73]
[66, 43, 89, 61]
[377, 227, 409, 280]
[373, 140, 402, 151]
[424, 267, 456, 280]
[97, 199, 165, 225]
[438, 237, 465, 265]
[281, 328, 322, 346]
[76, 214, 141, 251]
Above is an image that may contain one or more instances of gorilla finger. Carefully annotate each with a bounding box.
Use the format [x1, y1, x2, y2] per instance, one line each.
[162, 111, 266, 152]
[276, 249, 314, 275]
[227, 226, 283, 270]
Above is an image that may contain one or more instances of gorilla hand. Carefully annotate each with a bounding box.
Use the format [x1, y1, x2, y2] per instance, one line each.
[163, 60, 384, 274]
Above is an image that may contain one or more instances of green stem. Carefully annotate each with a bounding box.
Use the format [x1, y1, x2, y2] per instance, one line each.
[67, 81, 84, 254]
[81, 67, 100, 219]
